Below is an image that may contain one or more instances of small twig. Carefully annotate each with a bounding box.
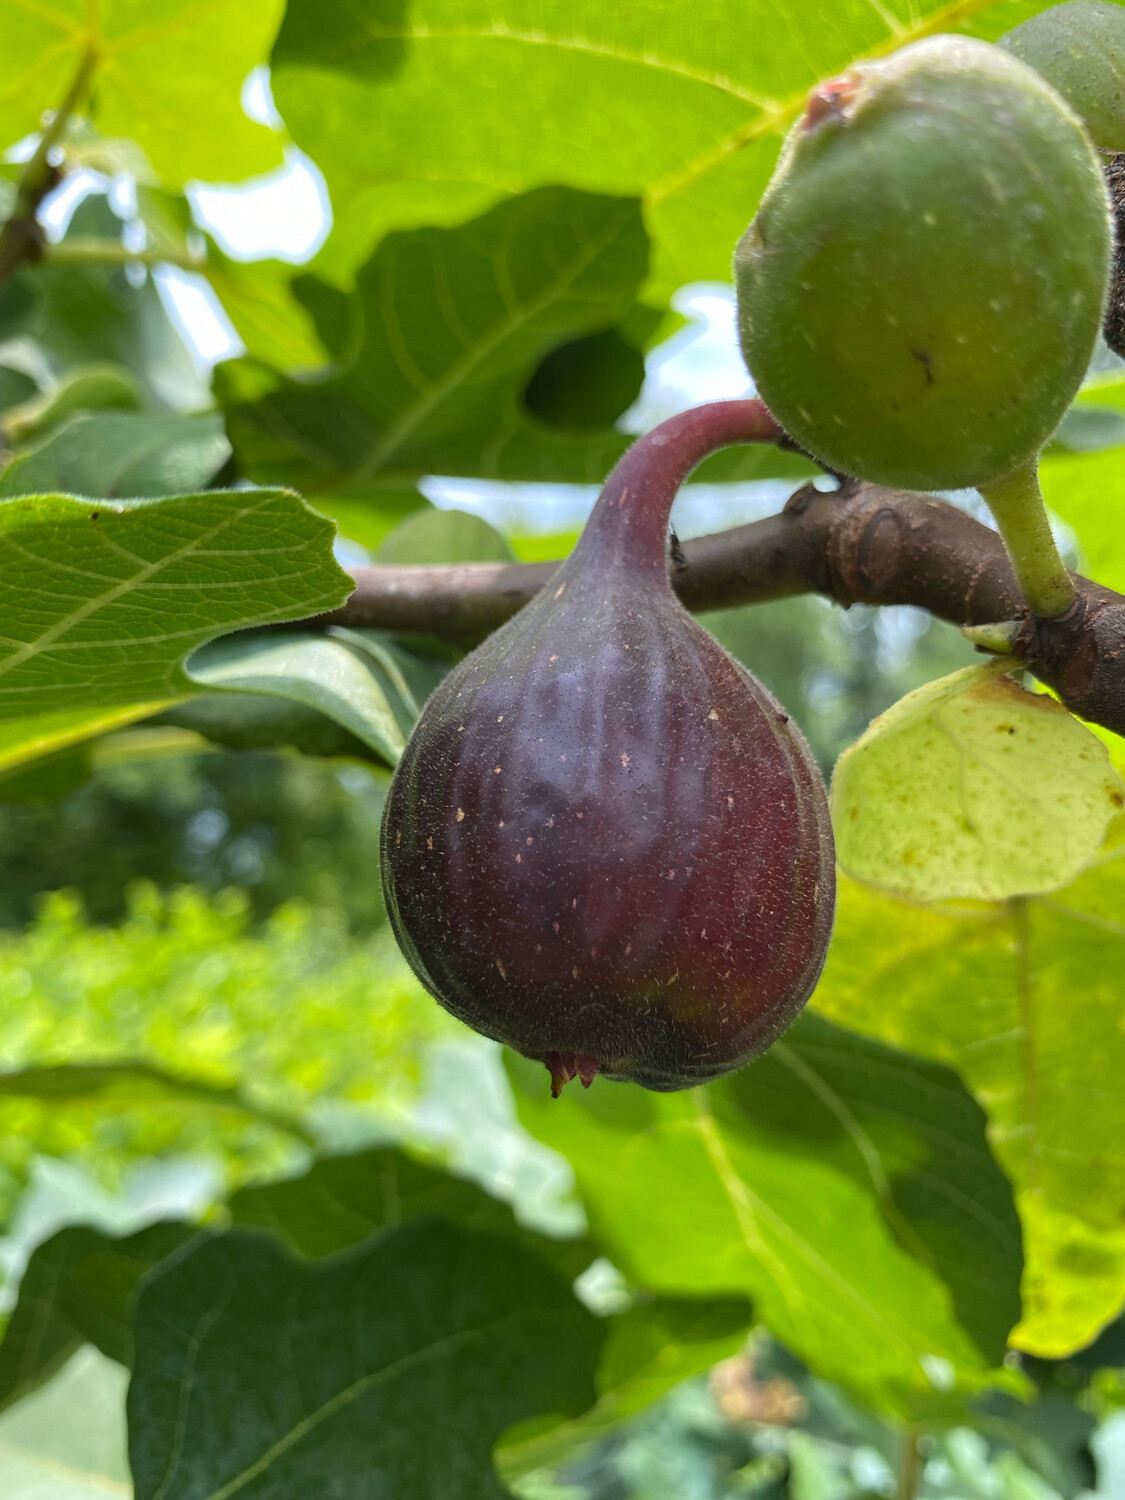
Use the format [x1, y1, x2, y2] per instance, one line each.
[44, 237, 205, 271]
[896, 1428, 923, 1500]
[0, 46, 98, 282]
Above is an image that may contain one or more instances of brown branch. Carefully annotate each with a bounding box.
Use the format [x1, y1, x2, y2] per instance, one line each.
[316, 479, 1125, 739]
[0, 47, 98, 282]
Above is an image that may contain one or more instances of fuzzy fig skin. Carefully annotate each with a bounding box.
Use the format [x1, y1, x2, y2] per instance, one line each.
[736, 35, 1112, 493]
[381, 403, 835, 1094]
[1000, 1, 1125, 152]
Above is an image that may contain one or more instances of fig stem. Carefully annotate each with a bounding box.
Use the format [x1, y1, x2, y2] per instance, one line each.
[895, 1427, 922, 1500]
[0, 45, 98, 281]
[571, 399, 785, 577]
[978, 460, 1077, 619]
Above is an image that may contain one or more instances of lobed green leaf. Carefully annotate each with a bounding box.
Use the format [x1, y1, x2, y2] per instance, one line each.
[813, 832, 1125, 1356]
[271, 0, 1040, 298]
[0, 488, 351, 722]
[509, 1009, 1023, 1417]
[128, 1222, 604, 1500]
[0, 0, 284, 186]
[222, 187, 649, 495]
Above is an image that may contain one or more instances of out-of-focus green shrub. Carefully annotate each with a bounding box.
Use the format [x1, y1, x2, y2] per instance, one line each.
[0, 883, 451, 1217]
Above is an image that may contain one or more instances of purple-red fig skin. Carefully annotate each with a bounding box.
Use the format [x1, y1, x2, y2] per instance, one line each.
[380, 403, 835, 1092]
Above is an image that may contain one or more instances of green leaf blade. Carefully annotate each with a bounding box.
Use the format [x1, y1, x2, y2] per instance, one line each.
[508, 1008, 1023, 1417]
[228, 1145, 594, 1281]
[814, 842, 1125, 1356]
[0, 412, 230, 501]
[0, 1221, 195, 1414]
[0, 489, 352, 721]
[0, 0, 285, 187]
[831, 666, 1125, 902]
[270, 0, 1020, 296]
[223, 187, 648, 495]
[128, 1222, 604, 1500]
[187, 632, 411, 766]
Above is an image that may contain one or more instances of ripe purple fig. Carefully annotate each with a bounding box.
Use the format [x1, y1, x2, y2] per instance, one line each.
[380, 403, 835, 1094]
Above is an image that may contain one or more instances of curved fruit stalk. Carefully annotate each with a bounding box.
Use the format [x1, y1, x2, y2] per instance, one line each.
[381, 402, 835, 1095]
[736, 35, 1111, 618]
[1000, 1, 1125, 152]
[977, 461, 1077, 621]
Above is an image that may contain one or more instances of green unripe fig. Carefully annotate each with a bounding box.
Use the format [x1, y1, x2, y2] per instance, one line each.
[1002, 3, 1125, 366]
[1000, 1, 1125, 152]
[735, 35, 1112, 497]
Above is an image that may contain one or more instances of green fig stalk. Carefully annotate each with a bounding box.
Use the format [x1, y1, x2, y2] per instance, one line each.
[979, 462, 1077, 620]
[736, 35, 1111, 619]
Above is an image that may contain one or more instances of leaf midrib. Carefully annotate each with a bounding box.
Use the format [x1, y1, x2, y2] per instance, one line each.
[180, 1310, 533, 1500]
[0, 493, 278, 682]
[352, 208, 632, 482]
[688, 1091, 932, 1361]
[278, 0, 1003, 210]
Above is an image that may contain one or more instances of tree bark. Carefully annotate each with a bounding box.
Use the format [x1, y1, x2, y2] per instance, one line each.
[316, 479, 1125, 738]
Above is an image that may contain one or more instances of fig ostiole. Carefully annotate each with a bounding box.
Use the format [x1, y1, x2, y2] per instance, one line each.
[736, 34, 1111, 620]
[381, 401, 835, 1096]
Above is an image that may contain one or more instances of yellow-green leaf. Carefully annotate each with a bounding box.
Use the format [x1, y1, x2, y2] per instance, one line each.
[0, 0, 284, 186]
[813, 840, 1125, 1356]
[831, 665, 1124, 902]
[0, 703, 172, 775]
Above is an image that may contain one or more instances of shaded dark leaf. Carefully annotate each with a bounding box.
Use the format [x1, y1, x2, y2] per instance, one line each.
[129, 1222, 604, 1500]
